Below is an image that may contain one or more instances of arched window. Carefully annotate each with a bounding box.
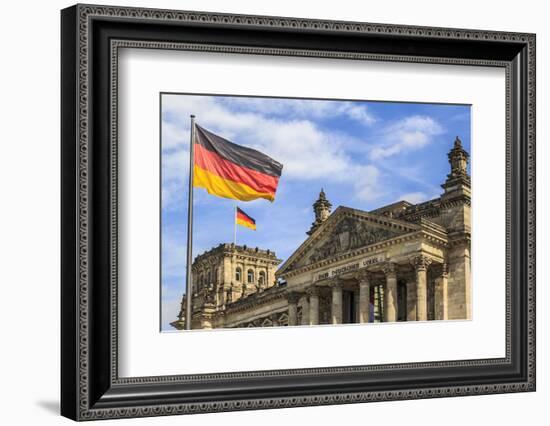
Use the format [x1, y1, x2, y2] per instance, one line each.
[258, 271, 266, 287]
[247, 269, 254, 284]
[235, 267, 241, 282]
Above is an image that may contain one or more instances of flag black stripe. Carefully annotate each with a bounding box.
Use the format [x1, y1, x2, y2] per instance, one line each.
[237, 207, 255, 224]
[195, 124, 283, 178]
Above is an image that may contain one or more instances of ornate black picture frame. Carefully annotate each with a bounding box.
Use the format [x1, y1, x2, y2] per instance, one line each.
[61, 4, 536, 421]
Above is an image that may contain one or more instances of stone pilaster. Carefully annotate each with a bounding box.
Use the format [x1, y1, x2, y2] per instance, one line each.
[357, 272, 371, 323]
[330, 280, 343, 324]
[383, 263, 398, 322]
[287, 292, 300, 326]
[412, 255, 432, 321]
[307, 286, 320, 325]
[434, 263, 449, 320]
[447, 241, 471, 320]
[300, 295, 310, 325]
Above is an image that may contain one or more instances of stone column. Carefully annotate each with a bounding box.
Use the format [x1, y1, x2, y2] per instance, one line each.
[300, 295, 310, 325]
[383, 263, 398, 322]
[412, 255, 432, 321]
[330, 281, 343, 324]
[358, 272, 371, 323]
[308, 286, 320, 325]
[287, 292, 300, 326]
[271, 313, 280, 327]
[406, 280, 417, 321]
[435, 263, 449, 320]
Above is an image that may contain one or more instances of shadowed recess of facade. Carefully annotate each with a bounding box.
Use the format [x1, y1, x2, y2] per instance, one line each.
[171, 137, 471, 330]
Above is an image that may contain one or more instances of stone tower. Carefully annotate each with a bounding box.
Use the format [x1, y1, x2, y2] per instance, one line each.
[307, 189, 332, 236]
[171, 243, 281, 330]
[441, 136, 471, 199]
[439, 136, 471, 320]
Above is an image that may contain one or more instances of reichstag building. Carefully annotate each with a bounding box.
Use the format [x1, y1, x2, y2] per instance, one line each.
[171, 137, 471, 330]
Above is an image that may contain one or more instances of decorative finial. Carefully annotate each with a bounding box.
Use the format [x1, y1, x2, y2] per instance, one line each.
[454, 136, 462, 148]
[307, 189, 332, 236]
[442, 136, 471, 196]
[444, 135, 470, 184]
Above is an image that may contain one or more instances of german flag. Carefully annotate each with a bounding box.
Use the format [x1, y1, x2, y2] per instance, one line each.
[236, 207, 256, 230]
[193, 124, 283, 202]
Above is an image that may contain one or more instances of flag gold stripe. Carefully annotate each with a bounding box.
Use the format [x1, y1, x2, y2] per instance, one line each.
[236, 217, 256, 230]
[194, 165, 275, 202]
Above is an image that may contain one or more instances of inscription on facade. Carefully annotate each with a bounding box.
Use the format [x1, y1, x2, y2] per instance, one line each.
[316, 255, 383, 281]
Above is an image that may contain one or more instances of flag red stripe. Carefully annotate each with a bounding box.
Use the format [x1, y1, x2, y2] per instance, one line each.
[195, 124, 283, 177]
[236, 210, 255, 224]
[194, 143, 279, 196]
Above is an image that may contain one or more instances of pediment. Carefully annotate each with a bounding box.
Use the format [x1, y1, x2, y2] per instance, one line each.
[277, 207, 420, 276]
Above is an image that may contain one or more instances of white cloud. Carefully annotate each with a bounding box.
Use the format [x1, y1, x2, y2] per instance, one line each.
[247, 119, 355, 180]
[161, 120, 187, 150]
[161, 95, 381, 209]
[161, 98, 448, 211]
[340, 103, 377, 126]
[350, 165, 381, 202]
[219, 97, 377, 126]
[370, 115, 444, 160]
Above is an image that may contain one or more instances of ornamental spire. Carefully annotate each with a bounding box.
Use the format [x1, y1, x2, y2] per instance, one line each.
[441, 136, 471, 198]
[448, 136, 469, 178]
[307, 189, 332, 236]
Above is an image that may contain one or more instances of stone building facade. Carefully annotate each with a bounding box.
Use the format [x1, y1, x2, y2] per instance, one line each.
[172, 137, 471, 330]
[171, 243, 282, 329]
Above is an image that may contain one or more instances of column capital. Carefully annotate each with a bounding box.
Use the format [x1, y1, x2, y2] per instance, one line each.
[439, 262, 448, 277]
[329, 279, 343, 289]
[287, 291, 301, 304]
[355, 270, 372, 284]
[411, 254, 432, 271]
[382, 262, 397, 277]
[306, 285, 320, 297]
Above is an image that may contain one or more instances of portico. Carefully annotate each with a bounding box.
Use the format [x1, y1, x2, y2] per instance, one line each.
[284, 249, 450, 325]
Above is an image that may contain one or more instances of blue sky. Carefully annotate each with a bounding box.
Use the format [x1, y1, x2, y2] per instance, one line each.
[160, 94, 471, 331]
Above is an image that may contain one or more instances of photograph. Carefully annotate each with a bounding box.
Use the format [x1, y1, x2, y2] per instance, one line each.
[57, 3, 536, 420]
[161, 94, 472, 331]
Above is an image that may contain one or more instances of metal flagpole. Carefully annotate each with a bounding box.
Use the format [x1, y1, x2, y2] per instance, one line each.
[184, 115, 196, 330]
[234, 203, 237, 246]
